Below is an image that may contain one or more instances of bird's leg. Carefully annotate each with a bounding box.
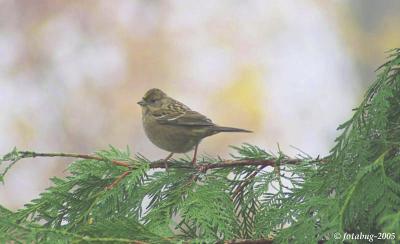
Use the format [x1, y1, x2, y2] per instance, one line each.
[164, 152, 174, 171]
[191, 144, 199, 166]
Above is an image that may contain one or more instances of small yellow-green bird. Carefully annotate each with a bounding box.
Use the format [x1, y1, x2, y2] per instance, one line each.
[138, 88, 252, 166]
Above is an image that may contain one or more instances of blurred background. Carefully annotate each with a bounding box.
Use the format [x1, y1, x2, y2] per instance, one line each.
[1, 0, 399, 210]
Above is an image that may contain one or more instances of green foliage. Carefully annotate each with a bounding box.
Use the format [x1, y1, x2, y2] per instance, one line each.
[276, 48, 400, 243]
[1, 48, 400, 243]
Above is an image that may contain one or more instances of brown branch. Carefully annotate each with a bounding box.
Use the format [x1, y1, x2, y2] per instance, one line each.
[7, 151, 325, 189]
[233, 165, 267, 197]
[221, 239, 273, 244]
[2, 150, 330, 243]
[13, 151, 324, 172]
[220, 238, 326, 244]
[106, 171, 131, 189]
[150, 158, 315, 171]
[18, 151, 130, 168]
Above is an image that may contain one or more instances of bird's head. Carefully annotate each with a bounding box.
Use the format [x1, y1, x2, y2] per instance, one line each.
[138, 88, 167, 112]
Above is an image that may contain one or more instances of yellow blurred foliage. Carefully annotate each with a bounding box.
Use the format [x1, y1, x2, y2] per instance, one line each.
[334, 2, 400, 67]
[11, 116, 36, 147]
[378, 15, 400, 51]
[214, 67, 264, 129]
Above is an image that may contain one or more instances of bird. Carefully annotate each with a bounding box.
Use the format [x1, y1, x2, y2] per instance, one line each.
[138, 88, 252, 168]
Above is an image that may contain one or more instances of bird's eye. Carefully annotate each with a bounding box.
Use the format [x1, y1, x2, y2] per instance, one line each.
[149, 99, 156, 104]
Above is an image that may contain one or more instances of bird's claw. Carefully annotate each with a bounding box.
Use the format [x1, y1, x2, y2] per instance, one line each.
[196, 164, 207, 173]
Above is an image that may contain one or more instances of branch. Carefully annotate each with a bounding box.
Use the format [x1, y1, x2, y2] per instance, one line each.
[0, 149, 328, 242]
[221, 238, 273, 244]
[232, 165, 267, 198]
[16, 151, 130, 168]
[2, 150, 325, 189]
[150, 158, 320, 171]
[6, 151, 325, 171]
[221, 238, 326, 244]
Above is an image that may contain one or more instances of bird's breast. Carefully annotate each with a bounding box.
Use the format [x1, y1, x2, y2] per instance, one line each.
[142, 116, 201, 153]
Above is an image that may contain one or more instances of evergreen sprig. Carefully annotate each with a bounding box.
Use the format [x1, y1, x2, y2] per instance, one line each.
[1, 48, 399, 243]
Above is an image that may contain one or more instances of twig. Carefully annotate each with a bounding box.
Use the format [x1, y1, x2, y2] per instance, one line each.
[220, 238, 326, 244]
[9, 151, 325, 171]
[17, 151, 130, 168]
[150, 158, 322, 171]
[106, 171, 131, 189]
[2, 151, 326, 189]
[233, 165, 267, 197]
[221, 238, 273, 244]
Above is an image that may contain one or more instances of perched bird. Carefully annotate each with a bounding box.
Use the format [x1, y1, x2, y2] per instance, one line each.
[138, 88, 252, 167]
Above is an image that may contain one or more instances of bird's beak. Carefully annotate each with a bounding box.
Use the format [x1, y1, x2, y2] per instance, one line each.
[137, 100, 146, 106]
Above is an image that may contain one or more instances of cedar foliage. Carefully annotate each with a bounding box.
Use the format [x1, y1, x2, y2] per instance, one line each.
[1, 49, 400, 243]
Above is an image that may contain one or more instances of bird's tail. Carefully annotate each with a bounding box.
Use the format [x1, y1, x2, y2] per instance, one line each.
[212, 126, 252, 133]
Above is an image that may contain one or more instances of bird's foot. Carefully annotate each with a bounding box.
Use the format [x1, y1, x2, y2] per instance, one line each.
[191, 159, 197, 167]
[196, 164, 207, 173]
[163, 153, 174, 172]
[193, 160, 207, 173]
[164, 161, 168, 171]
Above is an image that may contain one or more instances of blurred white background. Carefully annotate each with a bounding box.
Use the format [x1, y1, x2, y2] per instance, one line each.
[1, 0, 400, 209]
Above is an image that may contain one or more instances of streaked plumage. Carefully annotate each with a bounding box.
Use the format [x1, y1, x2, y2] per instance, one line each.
[138, 88, 252, 165]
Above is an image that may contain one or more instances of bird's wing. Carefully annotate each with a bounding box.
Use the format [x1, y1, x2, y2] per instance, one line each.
[153, 109, 215, 127]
